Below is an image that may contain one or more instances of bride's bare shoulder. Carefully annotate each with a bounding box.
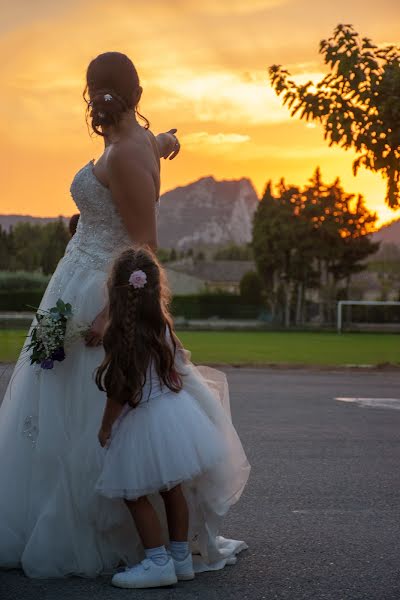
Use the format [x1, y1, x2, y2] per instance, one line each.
[144, 128, 160, 149]
[107, 129, 158, 171]
[106, 144, 145, 181]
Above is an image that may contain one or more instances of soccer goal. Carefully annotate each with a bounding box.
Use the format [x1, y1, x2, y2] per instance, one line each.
[337, 300, 400, 333]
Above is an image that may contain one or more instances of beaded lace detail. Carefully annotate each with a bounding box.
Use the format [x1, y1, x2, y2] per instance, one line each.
[63, 161, 132, 272]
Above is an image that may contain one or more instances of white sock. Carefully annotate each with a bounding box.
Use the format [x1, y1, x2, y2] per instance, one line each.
[170, 540, 189, 561]
[145, 545, 169, 566]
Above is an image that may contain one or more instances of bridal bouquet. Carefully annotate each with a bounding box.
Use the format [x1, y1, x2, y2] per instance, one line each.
[27, 299, 73, 370]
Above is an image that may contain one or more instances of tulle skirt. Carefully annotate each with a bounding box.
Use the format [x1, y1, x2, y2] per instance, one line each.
[96, 388, 226, 500]
[0, 247, 250, 577]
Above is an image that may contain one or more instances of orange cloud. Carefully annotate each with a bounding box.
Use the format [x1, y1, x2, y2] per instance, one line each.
[0, 0, 399, 225]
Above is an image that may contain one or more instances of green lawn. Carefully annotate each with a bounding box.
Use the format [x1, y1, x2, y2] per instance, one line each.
[0, 330, 29, 363]
[178, 331, 400, 366]
[1, 329, 399, 366]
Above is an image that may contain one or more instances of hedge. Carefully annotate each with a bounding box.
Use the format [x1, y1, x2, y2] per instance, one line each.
[1, 289, 263, 319]
[0, 271, 50, 291]
[171, 294, 263, 319]
[4, 288, 397, 323]
[0, 272, 48, 312]
[0, 290, 46, 312]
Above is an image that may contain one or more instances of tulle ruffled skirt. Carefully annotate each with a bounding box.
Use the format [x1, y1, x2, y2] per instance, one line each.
[96, 388, 226, 500]
[0, 248, 250, 578]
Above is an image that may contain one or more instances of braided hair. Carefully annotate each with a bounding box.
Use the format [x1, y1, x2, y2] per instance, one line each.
[95, 247, 182, 406]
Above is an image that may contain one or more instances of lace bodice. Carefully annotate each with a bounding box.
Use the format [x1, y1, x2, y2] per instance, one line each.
[65, 161, 132, 272]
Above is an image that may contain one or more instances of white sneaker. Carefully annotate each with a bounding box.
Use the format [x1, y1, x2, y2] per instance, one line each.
[172, 553, 195, 581]
[111, 558, 177, 589]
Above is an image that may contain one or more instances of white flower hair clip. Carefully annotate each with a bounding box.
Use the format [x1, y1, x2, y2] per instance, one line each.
[128, 269, 147, 289]
[104, 94, 113, 102]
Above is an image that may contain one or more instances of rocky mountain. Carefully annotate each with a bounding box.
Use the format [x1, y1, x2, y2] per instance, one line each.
[157, 176, 259, 250]
[373, 219, 400, 246]
[3, 177, 396, 249]
[0, 176, 260, 249]
[0, 214, 69, 232]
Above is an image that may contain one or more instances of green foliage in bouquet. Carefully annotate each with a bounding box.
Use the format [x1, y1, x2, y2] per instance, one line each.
[26, 299, 73, 369]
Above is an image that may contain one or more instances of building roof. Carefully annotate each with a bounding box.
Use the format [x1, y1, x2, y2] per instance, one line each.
[166, 260, 255, 284]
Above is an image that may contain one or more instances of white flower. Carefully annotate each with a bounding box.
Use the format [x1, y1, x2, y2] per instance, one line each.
[64, 321, 90, 347]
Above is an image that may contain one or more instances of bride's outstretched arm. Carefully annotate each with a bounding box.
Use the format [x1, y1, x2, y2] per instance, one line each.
[108, 146, 158, 250]
[156, 128, 180, 160]
[87, 142, 160, 347]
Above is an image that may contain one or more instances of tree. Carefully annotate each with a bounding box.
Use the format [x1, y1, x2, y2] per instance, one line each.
[2, 220, 70, 274]
[40, 220, 70, 275]
[302, 170, 379, 322]
[253, 170, 379, 326]
[12, 223, 44, 272]
[156, 248, 170, 264]
[169, 248, 177, 262]
[0, 227, 15, 270]
[269, 24, 400, 208]
[213, 244, 253, 261]
[239, 271, 263, 305]
[252, 180, 313, 326]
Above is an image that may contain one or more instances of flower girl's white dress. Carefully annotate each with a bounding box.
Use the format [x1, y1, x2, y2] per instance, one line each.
[0, 161, 250, 578]
[97, 360, 227, 500]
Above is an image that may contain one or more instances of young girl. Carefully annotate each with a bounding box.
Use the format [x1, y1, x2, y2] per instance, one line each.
[95, 247, 238, 589]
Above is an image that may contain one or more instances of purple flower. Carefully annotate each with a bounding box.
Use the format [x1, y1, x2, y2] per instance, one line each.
[51, 347, 66, 362]
[41, 358, 54, 370]
[128, 269, 147, 289]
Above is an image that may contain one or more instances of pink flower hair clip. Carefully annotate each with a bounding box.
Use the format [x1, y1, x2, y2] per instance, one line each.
[128, 269, 147, 289]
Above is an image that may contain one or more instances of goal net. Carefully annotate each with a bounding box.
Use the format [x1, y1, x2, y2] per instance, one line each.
[337, 301, 400, 333]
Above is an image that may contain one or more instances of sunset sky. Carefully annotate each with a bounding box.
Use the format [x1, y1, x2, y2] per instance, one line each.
[0, 0, 399, 224]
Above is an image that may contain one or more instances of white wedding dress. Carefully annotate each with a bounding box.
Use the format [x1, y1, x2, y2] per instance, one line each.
[0, 161, 250, 578]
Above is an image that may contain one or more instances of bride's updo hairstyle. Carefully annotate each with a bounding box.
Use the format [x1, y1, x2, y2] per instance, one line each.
[84, 51, 149, 136]
[95, 247, 182, 406]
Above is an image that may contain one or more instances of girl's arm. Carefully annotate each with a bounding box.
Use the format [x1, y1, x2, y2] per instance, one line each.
[167, 326, 190, 367]
[85, 304, 109, 347]
[98, 396, 123, 447]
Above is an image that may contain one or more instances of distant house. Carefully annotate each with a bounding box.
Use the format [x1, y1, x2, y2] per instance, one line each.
[165, 256, 398, 302]
[348, 271, 382, 300]
[349, 270, 399, 301]
[165, 260, 255, 295]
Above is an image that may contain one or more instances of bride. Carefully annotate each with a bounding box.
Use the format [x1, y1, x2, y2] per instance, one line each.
[0, 52, 250, 578]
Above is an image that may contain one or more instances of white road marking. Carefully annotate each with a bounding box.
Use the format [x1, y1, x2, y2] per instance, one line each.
[335, 397, 400, 410]
[292, 509, 376, 514]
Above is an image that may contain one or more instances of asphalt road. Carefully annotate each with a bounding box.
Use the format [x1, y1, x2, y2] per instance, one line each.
[1, 365, 400, 600]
